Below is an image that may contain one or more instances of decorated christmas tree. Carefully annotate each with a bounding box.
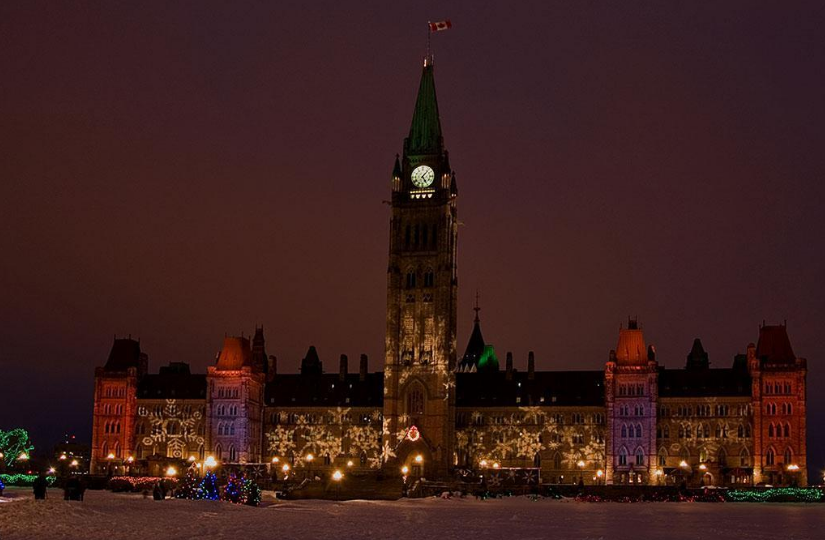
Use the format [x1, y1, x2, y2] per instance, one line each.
[223, 473, 242, 504]
[198, 471, 220, 501]
[242, 476, 261, 507]
[175, 468, 201, 500]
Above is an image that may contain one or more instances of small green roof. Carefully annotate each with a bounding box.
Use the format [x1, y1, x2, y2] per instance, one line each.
[405, 63, 443, 156]
[478, 345, 499, 373]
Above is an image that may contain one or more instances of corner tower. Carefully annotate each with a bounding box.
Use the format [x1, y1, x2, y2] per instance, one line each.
[383, 58, 458, 477]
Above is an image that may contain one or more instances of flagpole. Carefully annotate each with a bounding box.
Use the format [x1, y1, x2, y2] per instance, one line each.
[426, 22, 431, 65]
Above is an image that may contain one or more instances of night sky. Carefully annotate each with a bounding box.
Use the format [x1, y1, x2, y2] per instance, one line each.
[1, 2, 823, 479]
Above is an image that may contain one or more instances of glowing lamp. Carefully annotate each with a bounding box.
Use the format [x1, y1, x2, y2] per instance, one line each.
[166, 466, 177, 477]
[305, 453, 314, 462]
[126, 456, 134, 463]
[679, 460, 689, 469]
[204, 456, 218, 468]
[19, 452, 30, 461]
[655, 469, 664, 476]
[492, 462, 500, 469]
[48, 467, 56, 474]
[282, 464, 290, 472]
[188, 456, 196, 462]
[414, 454, 423, 464]
[699, 464, 708, 471]
[401, 465, 409, 475]
[787, 464, 800, 472]
[271, 457, 280, 463]
[106, 453, 115, 460]
[480, 459, 488, 468]
[577, 460, 586, 468]
[332, 470, 343, 481]
[346, 460, 354, 467]
[70, 459, 79, 467]
[59, 454, 67, 461]
[596, 469, 604, 478]
[0, 452, 4, 459]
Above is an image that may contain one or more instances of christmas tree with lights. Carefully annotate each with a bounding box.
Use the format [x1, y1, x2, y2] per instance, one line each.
[223, 473, 242, 504]
[198, 470, 220, 501]
[175, 468, 201, 500]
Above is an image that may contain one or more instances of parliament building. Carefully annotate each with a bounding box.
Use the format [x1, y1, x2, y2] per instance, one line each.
[91, 59, 809, 488]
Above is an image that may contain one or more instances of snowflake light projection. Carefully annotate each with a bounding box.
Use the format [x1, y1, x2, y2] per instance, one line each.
[138, 399, 204, 458]
[264, 408, 384, 468]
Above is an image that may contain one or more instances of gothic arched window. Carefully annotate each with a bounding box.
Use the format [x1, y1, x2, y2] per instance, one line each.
[618, 447, 628, 466]
[553, 452, 562, 469]
[407, 385, 424, 416]
[765, 447, 775, 466]
[783, 447, 792, 465]
[635, 448, 644, 466]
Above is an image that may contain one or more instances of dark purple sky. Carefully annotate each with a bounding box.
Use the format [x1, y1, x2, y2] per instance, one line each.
[1, 2, 823, 478]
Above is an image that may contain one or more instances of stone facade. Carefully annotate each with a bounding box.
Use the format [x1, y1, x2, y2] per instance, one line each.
[90, 60, 809, 487]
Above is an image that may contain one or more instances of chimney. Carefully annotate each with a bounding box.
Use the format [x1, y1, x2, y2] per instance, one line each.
[505, 351, 513, 380]
[268, 355, 277, 381]
[339, 354, 348, 382]
[528, 351, 535, 380]
[359, 354, 368, 381]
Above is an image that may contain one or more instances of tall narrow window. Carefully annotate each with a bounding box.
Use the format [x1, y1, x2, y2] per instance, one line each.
[784, 448, 792, 464]
[766, 448, 775, 465]
[406, 271, 416, 289]
[407, 385, 424, 416]
[635, 448, 644, 466]
[618, 447, 628, 466]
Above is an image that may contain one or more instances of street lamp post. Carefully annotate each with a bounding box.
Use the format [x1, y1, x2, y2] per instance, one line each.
[332, 470, 343, 500]
[305, 453, 314, 481]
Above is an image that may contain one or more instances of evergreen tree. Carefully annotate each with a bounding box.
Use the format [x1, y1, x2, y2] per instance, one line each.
[198, 471, 220, 501]
[175, 468, 201, 500]
[223, 473, 242, 504]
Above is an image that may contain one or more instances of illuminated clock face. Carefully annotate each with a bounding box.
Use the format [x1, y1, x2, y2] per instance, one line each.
[411, 165, 435, 188]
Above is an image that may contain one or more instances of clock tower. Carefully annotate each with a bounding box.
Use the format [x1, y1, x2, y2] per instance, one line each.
[382, 58, 458, 478]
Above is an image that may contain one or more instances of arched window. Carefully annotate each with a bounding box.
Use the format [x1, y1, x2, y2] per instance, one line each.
[768, 423, 775, 438]
[533, 453, 541, 468]
[783, 447, 792, 465]
[618, 448, 628, 466]
[635, 448, 644, 466]
[405, 271, 416, 289]
[229, 422, 236, 436]
[663, 425, 670, 438]
[765, 447, 775, 466]
[406, 385, 425, 416]
[101, 441, 108, 458]
[215, 443, 223, 460]
[739, 448, 750, 467]
[136, 445, 144, 459]
[783, 423, 790, 438]
[113, 441, 121, 458]
[167, 422, 178, 435]
[718, 448, 727, 467]
[635, 424, 642, 438]
[658, 448, 667, 466]
[423, 269, 434, 287]
[553, 452, 562, 469]
[199, 445, 204, 460]
[229, 445, 237, 462]
[621, 424, 627, 438]
[787, 403, 793, 415]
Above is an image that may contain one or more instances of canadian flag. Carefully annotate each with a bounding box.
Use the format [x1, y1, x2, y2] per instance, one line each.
[429, 20, 452, 32]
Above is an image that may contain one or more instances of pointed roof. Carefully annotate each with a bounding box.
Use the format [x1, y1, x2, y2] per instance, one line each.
[477, 344, 500, 373]
[301, 345, 323, 376]
[685, 338, 710, 370]
[215, 336, 252, 371]
[756, 324, 796, 364]
[104, 338, 142, 372]
[405, 62, 443, 156]
[614, 319, 648, 366]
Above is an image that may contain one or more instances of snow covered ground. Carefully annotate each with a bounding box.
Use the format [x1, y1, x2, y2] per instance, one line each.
[1, 487, 824, 540]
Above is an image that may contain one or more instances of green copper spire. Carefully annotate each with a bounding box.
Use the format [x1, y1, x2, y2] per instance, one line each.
[405, 62, 443, 156]
[477, 345, 499, 373]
